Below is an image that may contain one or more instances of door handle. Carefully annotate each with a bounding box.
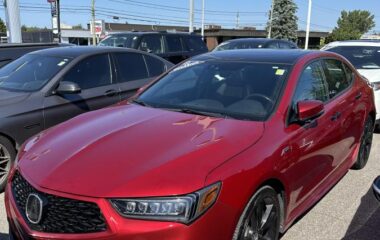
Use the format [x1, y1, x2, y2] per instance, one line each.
[355, 92, 362, 100]
[104, 89, 118, 97]
[331, 112, 341, 121]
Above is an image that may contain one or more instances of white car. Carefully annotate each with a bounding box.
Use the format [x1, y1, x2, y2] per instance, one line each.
[322, 40, 380, 131]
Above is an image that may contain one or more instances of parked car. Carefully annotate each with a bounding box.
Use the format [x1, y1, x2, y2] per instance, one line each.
[322, 40, 380, 131]
[374, 176, 380, 201]
[0, 46, 173, 191]
[98, 32, 208, 64]
[0, 43, 72, 69]
[6, 49, 375, 240]
[213, 38, 298, 51]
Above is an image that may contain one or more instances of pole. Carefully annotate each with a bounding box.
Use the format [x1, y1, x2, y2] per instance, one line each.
[56, 0, 61, 43]
[189, 0, 194, 33]
[236, 11, 240, 29]
[201, 0, 205, 39]
[4, 0, 22, 43]
[268, 0, 274, 38]
[92, 0, 97, 45]
[305, 0, 312, 49]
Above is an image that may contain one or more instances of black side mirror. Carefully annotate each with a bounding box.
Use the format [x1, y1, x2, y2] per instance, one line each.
[373, 176, 380, 202]
[56, 81, 81, 95]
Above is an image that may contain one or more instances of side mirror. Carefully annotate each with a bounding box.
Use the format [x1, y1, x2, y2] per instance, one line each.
[56, 81, 81, 95]
[374, 176, 380, 202]
[297, 100, 324, 122]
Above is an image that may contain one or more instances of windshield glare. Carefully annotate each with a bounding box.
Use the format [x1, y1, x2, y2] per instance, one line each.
[137, 61, 289, 121]
[0, 54, 71, 92]
[328, 46, 380, 69]
[98, 34, 139, 48]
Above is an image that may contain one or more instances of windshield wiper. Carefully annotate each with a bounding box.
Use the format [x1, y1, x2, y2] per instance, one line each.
[130, 99, 151, 107]
[166, 107, 232, 119]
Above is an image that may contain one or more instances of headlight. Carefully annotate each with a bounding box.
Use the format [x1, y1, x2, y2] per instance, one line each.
[373, 81, 380, 91]
[109, 182, 221, 224]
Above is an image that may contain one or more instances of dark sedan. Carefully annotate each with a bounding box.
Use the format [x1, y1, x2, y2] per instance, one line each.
[0, 46, 173, 191]
[213, 38, 298, 51]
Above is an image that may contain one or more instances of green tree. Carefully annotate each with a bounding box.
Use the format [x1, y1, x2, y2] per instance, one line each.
[267, 0, 298, 42]
[72, 24, 84, 30]
[327, 10, 375, 42]
[0, 18, 6, 33]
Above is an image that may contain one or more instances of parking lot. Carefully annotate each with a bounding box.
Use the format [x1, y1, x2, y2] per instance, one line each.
[0, 134, 378, 240]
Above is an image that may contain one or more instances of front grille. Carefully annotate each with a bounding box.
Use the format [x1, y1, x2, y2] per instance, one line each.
[11, 171, 107, 234]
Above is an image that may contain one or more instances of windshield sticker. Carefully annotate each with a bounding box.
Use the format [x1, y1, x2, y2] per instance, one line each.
[57, 59, 69, 67]
[275, 69, 286, 76]
[171, 61, 204, 73]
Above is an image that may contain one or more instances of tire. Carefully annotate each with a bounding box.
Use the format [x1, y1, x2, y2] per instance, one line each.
[0, 136, 16, 192]
[352, 117, 374, 170]
[375, 123, 380, 134]
[233, 186, 281, 240]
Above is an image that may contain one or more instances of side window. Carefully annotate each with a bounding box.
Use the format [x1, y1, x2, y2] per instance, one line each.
[139, 35, 163, 54]
[343, 63, 354, 85]
[184, 36, 207, 51]
[323, 59, 350, 98]
[144, 55, 166, 77]
[293, 61, 329, 104]
[62, 54, 111, 90]
[267, 42, 279, 49]
[166, 35, 183, 52]
[279, 42, 293, 49]
[114, 53, 149, 82]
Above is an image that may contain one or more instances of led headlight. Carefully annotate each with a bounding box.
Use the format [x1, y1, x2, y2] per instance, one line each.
[109, 182, 221, 224]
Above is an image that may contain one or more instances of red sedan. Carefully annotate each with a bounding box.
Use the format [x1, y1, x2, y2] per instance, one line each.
[5, 50, 376, 240]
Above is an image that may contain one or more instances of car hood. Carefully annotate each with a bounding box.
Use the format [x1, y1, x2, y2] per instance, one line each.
[357, 69, 380, 83]
[19, 104, 264, 198]
[0, 89, 31, 107]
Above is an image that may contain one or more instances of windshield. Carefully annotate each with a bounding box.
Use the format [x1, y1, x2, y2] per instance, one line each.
[0, 54, 71, 92]
[214, 41, 263, 51]
[137, 60, 290, 121]
[98, 34, 139, 48]
[327, 46, 380, 69]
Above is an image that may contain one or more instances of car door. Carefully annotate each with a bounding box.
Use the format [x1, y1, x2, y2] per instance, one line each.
[112, 52, 155, 101]
[284, 60, 341, 212]
[43, 53, 120, 129]
[321, 58, 364, 167]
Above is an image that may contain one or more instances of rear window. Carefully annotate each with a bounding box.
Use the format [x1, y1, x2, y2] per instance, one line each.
[99, 34, 139, 48]
[326, 46, 380, 70]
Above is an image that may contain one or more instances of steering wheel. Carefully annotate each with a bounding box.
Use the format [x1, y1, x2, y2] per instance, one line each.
[245, 93, 274, 107]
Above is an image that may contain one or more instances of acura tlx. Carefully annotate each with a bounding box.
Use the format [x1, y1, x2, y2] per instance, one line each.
[6, 49, 376, 240]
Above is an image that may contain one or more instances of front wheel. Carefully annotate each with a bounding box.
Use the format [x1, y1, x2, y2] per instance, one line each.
[352, 117, 374, 170]
[0, 136, 16, 192]
[234, 186, 281, 240]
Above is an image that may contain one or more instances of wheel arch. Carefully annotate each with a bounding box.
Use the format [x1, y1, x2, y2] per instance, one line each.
[0, 132, 17, 150]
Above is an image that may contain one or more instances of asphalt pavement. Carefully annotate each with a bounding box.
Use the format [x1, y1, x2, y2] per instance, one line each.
[0, 134, 379, 240]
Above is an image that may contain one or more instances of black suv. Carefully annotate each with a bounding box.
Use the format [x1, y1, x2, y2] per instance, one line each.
[99, 32, 208, 64]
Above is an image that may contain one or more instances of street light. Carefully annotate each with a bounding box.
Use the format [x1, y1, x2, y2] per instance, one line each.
[305, 0, 312, 49]
[189, 0, 194, 33]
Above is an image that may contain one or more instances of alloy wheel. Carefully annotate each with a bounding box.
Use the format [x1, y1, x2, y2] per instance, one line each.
[359, 119, 374, 165]
[0, 143, 11, 183]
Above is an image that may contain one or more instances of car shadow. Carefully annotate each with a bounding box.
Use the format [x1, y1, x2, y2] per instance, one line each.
[343, 187, 380, 239]
[0, 233, 9, 240]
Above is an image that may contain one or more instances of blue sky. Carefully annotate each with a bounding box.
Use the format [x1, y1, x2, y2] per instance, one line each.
[0, 0, 379, 33]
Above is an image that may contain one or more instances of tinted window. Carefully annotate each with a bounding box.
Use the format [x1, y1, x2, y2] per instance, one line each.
[144, 55, 166, 77]
[279, 42, 295, 49]
[326, 46, 380, 69]
[0, 60, 12, 68]
[184, 36, 207, 51]
[139, 35, 163, 54]
[138, 61, 290, 121]
[62, 54, 111, 90]
[267, 42, 279, 49]
[114, 53, 148, 82]
[166, 35, 183, 52]
[343, 63, 354, 85]
[99, 34, 139, 48]
[293, 61, 329, 103]
[323, 59, 350, 98]
[0, 54, 71, 92]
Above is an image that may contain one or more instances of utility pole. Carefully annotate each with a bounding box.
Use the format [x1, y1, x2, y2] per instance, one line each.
[4, 0, 22, 43]
[268, 0, 274, 38]
[305, 0, 312, 49]
[189, 0, 194, 33]
[56, 0, 61, 43]
[91, 0, 97, 45]
[201, 0, 205, 39]
[236, 11, 240, 29]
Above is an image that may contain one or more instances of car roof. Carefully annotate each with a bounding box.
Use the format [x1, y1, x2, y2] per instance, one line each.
[223, 38, 293, 44]
[192, 49, 316, 65]
[28, 46, 149, 58]
[107, 31, 200, 37]
[325, 40, 380, 48]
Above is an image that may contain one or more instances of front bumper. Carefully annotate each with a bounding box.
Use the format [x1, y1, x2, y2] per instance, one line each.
[5, 174, 237, 240]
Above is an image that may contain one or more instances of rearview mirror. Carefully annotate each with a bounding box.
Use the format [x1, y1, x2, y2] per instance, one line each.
[374, 176, 380, 202]
[297, 100, 324, 122]
[56, 81, 81, 95]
